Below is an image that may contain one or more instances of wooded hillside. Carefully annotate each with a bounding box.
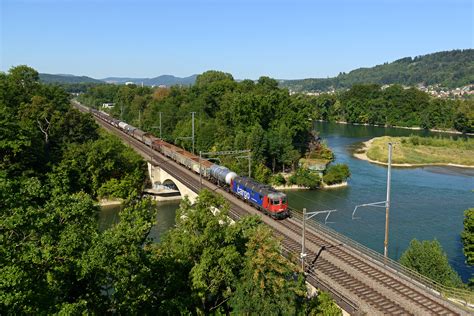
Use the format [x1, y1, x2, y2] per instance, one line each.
[281, 49, 474, 91]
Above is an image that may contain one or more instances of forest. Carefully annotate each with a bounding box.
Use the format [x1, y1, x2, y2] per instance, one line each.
[1, 66, 342, 314]
[78, 71, 351, 187]
[78, 70, 472, 190]
[281, 49, 474, 91]
[309, 84, 474, 132]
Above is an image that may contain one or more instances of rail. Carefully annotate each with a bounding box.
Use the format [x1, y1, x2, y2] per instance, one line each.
[280, 244, 360, 314]
[76, 101, 473, 311]
[290, 208, 474, 308]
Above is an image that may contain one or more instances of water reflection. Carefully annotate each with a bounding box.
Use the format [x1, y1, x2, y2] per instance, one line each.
[99, 200, 180, 243]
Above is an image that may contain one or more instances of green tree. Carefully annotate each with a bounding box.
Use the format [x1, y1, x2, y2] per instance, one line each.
[454, 101, 474, 133]
[271, 173, 287, 186]
[49, 133, 146, 198]
[6, 65, 40, 106]
[305, 291, 342, 316]
[78, 70, 324, 177]
[400, 239, 463, 288]
[82, 198, 158, 314]
[462, 208, 474, 266]
[230, 225, 306, 314]
[462, 208, 474, 287]
[289, 167, 321, 189]
[0, 182, 100, 313]
[159, 191, 248, 313]
[253, 162, 272, 184]
[323, 164, 351, 185]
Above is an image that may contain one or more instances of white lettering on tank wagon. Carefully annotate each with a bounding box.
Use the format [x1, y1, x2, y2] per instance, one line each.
[236, 185, 250, 200]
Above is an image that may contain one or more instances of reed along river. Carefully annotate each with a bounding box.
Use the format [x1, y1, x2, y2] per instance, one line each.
[284, 122, 474, 281]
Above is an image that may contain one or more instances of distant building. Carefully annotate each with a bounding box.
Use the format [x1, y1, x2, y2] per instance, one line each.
[102, 103, 115, 109]
[125, 82, 134, 86]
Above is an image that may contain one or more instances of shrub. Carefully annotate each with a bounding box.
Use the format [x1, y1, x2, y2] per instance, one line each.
[271, 174, 286, 186]
[253, 163, 272, 184]
[323, 164, 351, 185]
[289, 168, 321, 189]
[400, 239, 463, 288]
[409, 136, 420, 146]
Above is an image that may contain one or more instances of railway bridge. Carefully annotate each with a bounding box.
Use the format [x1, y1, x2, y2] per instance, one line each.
[147, 162, 198, 202]
[76, 101, 473, 315]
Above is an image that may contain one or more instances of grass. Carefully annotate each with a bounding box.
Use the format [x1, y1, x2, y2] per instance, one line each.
[365, 136, 474, 166]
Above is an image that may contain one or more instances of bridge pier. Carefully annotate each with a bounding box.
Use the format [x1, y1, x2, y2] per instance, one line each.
[147, 162, 198, 203]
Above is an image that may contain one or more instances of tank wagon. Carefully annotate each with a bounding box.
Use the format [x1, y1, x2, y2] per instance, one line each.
[88, 106, 290, 219]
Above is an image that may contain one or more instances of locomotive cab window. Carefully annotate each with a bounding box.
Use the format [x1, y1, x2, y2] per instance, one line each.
[271, 199, 279, 205]
[281, 197, 287, 204]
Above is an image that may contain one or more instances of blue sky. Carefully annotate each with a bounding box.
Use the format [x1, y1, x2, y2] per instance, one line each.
[1, 0, 472, 79]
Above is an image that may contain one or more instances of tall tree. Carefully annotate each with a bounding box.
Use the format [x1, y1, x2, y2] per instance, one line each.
[159, 191, 245, 313]
[400, 239, 463, 288]
[461, 208, 474, 279]
[230, 225, 306, 314]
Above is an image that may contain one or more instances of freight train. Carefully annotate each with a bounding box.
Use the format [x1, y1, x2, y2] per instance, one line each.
[88, 107, 290, 219]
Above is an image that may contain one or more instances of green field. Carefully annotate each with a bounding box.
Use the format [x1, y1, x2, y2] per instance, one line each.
[365, 136, 474, 166]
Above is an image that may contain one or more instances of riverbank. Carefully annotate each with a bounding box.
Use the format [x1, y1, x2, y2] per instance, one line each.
[99, 198, 123, 206]
[315, 120, 474, 136]
[275, 181, 348, 190]
[321, 181, 348, 189]
[354, 136, 474, 168]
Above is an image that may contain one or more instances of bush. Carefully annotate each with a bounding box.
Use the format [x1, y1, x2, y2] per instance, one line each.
[271, 174, 286, 186]
[323, 164, 351, 185]
[400, 239, 463, 288]
[253, 163, 272, 184]
[308, 142, 335, 161]
[409, 136, 420, 146]
[289, 168, 321, 189]
[305, 291, 342, 316]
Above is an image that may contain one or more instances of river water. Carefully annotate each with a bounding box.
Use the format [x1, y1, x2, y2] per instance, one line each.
[99, 200, 180, 243]
[99, 122, 474, 281]
[285, 122, 474, 281]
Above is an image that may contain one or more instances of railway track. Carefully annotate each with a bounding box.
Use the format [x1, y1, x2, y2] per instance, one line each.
[280, 217, 462, 315]
[75, 101, 470, 315]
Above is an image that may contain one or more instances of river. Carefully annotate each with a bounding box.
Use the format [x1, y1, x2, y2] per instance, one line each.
[99, 121, 474, 282]
[285, 122, 474, 281]
[99, 200, 180, 243]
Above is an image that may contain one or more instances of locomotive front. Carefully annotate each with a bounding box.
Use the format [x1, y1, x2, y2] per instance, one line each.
[267, 192, 289, 219]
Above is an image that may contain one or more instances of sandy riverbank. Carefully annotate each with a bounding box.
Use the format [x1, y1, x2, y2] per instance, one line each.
[353, 138, 474, 169]
[98, 199, 123, 206]
[321, 181, 348, 189]
[318, 120, 474, 136]
[274, 181, 348, 190]
[273, 184, 310, 190]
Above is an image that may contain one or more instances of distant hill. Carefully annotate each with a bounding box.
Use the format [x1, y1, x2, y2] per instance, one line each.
[39, 73, 198, 87]
[39, 73, 103, 84]
[280, 49, 474, 92]
[102, 74, 198, 86]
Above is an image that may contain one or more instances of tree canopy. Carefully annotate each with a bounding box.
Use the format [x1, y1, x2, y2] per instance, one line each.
[308, 84, 474, 132]
[78, 70, 318, 177]
[1, 65, 340, 314]
[462, 208, 474, 266]
[1, 66, 149, 312]
[281, 49, 474, 91]
[399, 239, 463, 288]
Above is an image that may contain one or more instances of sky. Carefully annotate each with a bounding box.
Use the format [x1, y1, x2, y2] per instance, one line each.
[1, 0, 473, 79]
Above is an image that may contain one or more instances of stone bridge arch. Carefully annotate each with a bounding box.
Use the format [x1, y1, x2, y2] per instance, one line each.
[148, 162, 197, 203]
